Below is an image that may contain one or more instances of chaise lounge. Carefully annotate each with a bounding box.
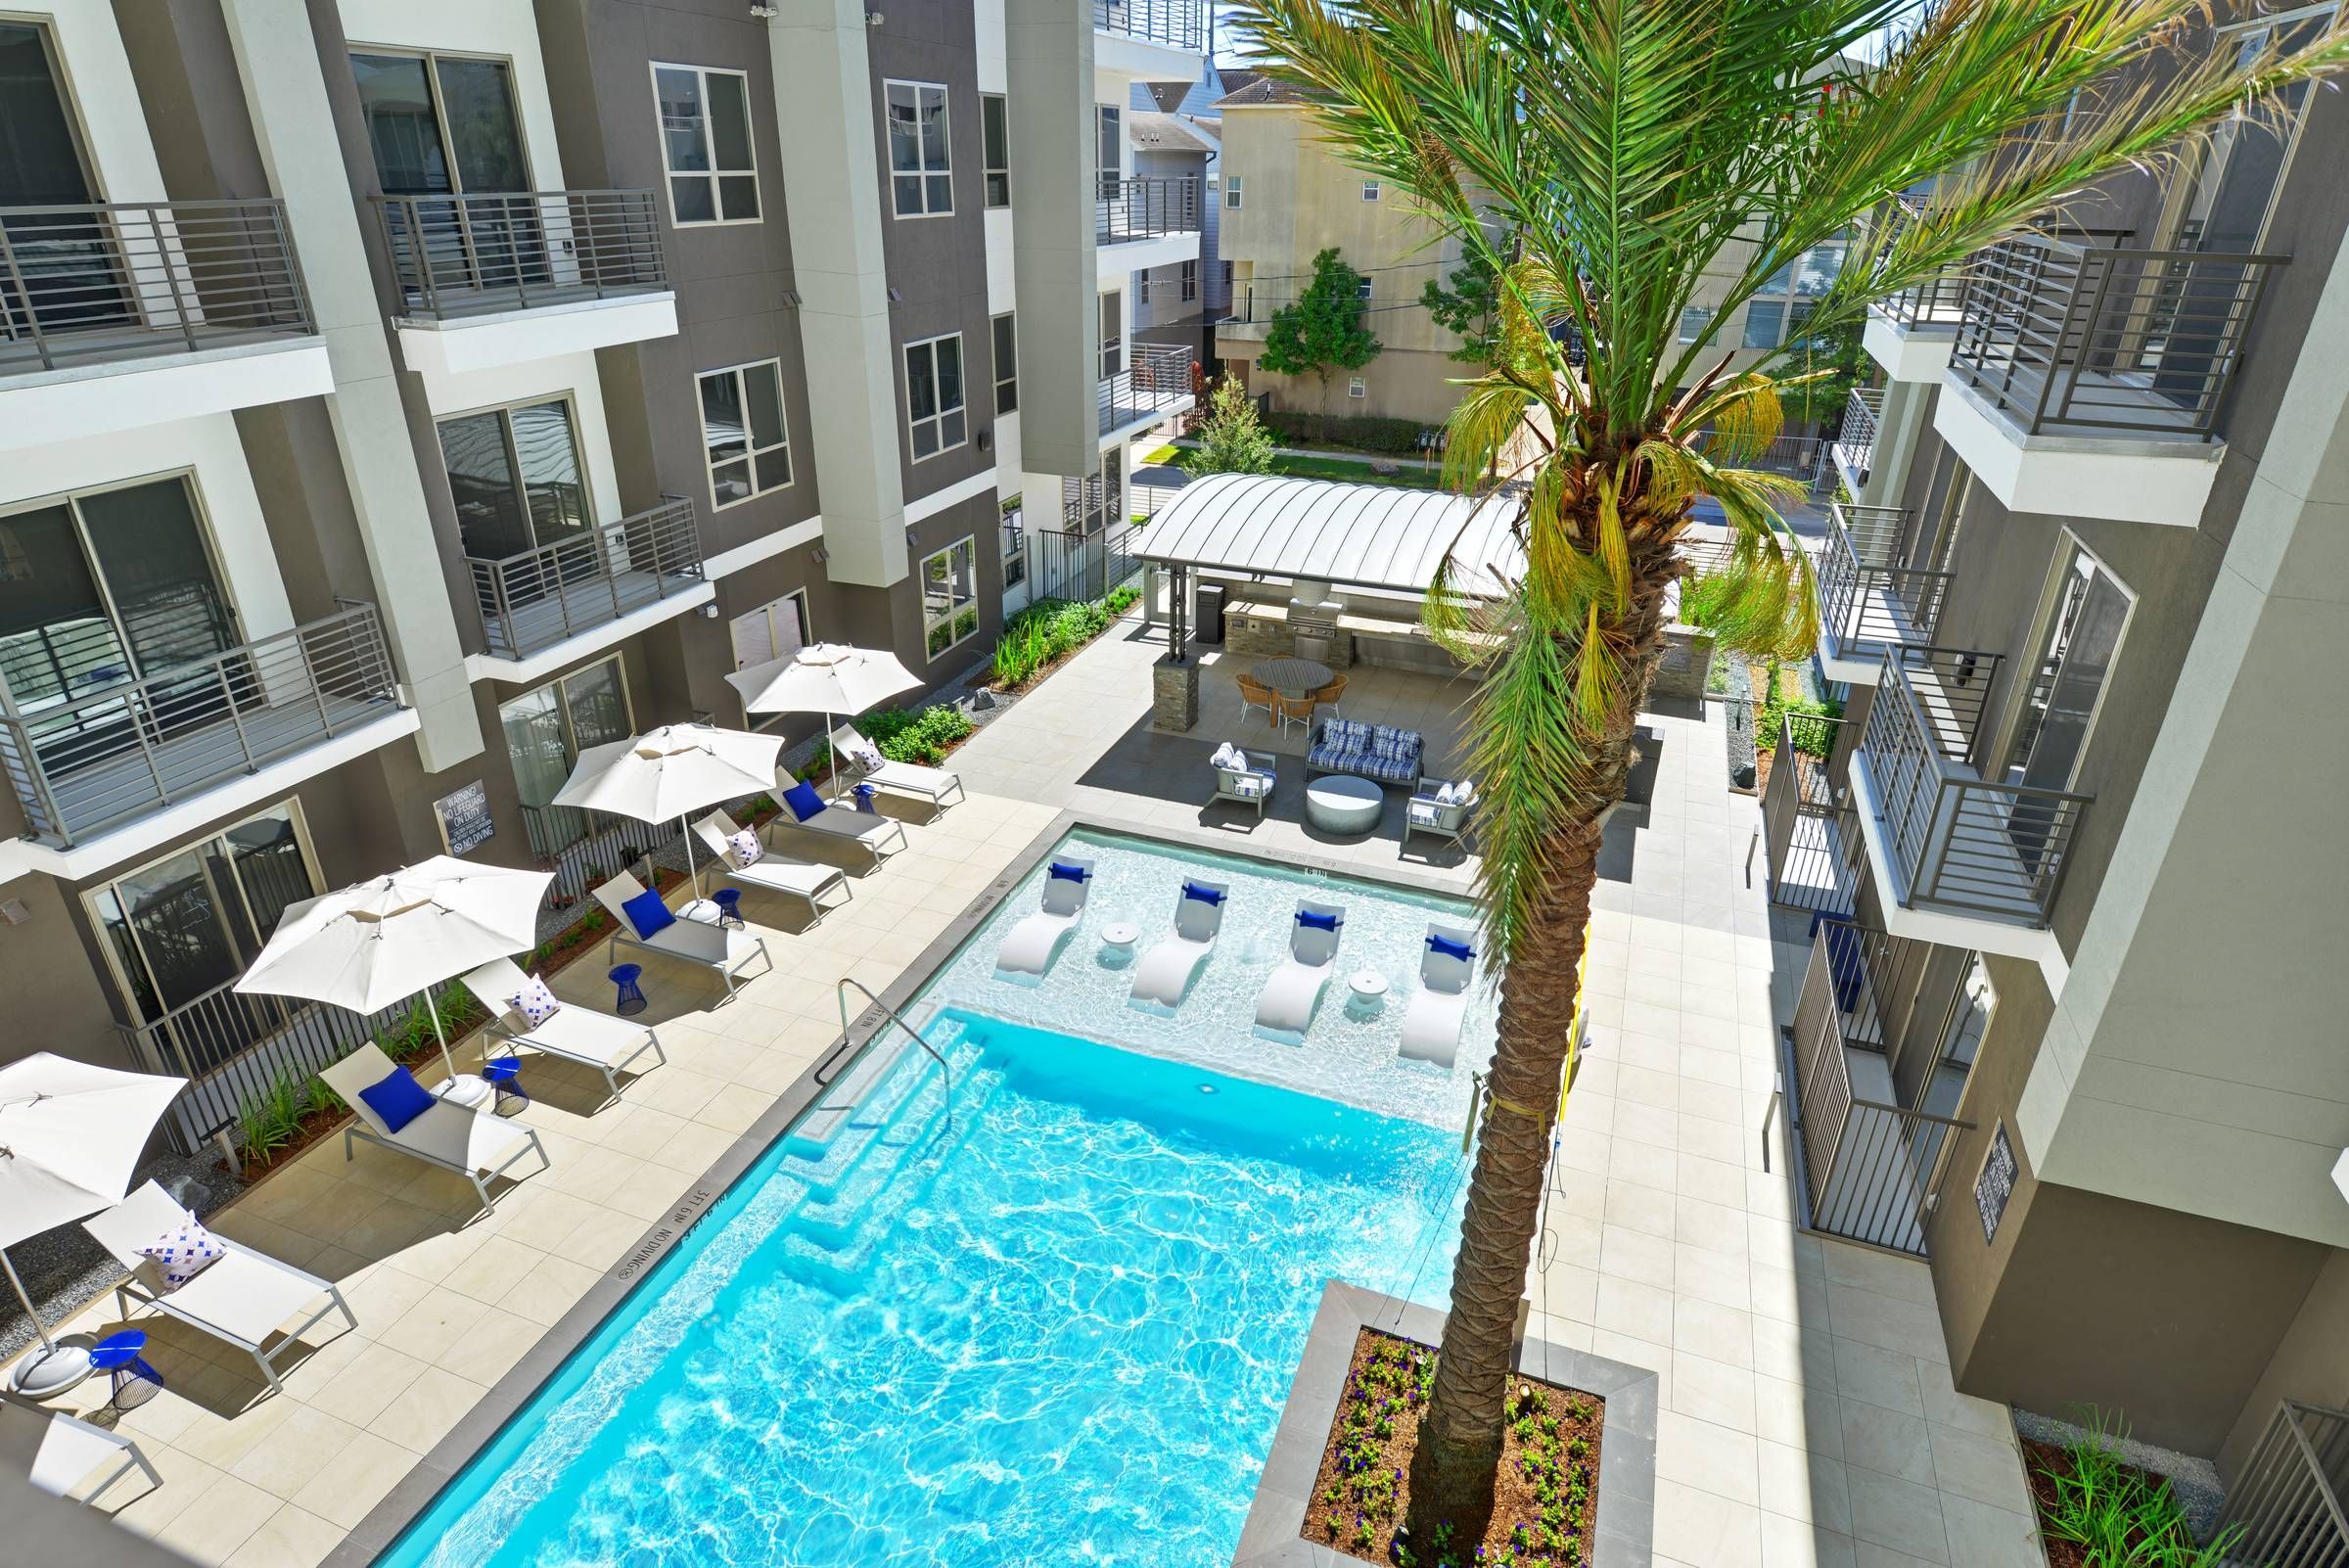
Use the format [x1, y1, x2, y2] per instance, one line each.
[769, 775, 909, 868]
[593, 869, 772, 997]
[692, 809, 853, 926]
[830, 723, 965, 812]
[995, 854, 1094, 984]
[1254, 899, 1347, 1043]
[1128, 877, 1228, 1013]
[460, 957, 667, 1108]
[318, 1044, 550, 1214]
[1398, 923, 1479, 1070]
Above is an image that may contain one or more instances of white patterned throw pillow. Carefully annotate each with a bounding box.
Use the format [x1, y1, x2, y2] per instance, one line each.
[727, 830, 764, 869]
[504, 975, 562, 1029]
[138, 1214, 226, 1292]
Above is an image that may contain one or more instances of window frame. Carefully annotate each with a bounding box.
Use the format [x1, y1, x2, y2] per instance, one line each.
[884, 79, 954, 218]
[650, 62, 760, 228]
[1361, 179, 1381, 202]
[497, 654, 637, 856]
[433, 393, 597, 559]
[1225, 175, 1242, 209]
[1348, 376, 1367, 399]
[729, 588, 810, 670]
[696, 357, 794, 510]
[981, 92, 1011, 208]
[999, 493, 1026, 590]
[347, 45, 536, 200]
[1099, 291, 1123, 380]
[918, 534, 980, 658]
[901, 331, 969, 461]
[1991, 531, 2138, 794]
[1179, 259, 1198, 302]
[991, 313, 1018, 416]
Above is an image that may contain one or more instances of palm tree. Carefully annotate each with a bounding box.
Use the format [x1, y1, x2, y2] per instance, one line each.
[1235, 0, 2349, 1524]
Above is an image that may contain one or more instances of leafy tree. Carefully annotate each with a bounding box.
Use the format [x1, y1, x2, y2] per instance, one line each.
[1236, 0, 2349, 1529]
[1420, 252, 1505, 366]
[1258, 247, 1381, 408]
[1182, 374, 1278, 478]
[1765, 317, 1871, 427]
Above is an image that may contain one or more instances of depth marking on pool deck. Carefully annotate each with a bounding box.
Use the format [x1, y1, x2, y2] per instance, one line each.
[618, 1185, 718, 1282]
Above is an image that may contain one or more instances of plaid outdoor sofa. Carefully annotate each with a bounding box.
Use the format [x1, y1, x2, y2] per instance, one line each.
[1306, 718, 1424, 788]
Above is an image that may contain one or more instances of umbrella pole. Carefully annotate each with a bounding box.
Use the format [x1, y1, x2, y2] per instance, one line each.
[431, 1001, 461, 1084]
[1, 1246, 56, 1352]
[681, 812, 703, 903]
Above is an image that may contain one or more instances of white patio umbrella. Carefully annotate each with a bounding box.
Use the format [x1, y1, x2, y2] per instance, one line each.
[724, 642, 918, 771]
[550, 722, 782, 910]
[235, 856, 553, 1109]
[0, 1054, 187, 1396]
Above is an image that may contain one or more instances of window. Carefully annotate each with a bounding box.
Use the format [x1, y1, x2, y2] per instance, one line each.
[1741, 301, 1786, 350]
[0, 23, 117, 326]
[981, 94, 1011, 208]
[920, 536, 979, 657]
[1062, 449, 1122, 533]
[999, 494, 1026, 590]
[1137, 273, 1152, 305]
[1356, 277, 1373, 302]
[1096, 105, 1122, 199]
[1099, 292, 1123, 379]
[902, 333, 967, 459]
[1361, 180, 1381, 202]
[653, 65, 759, 225]
[500, 657, 633, 858]
[1180, 259, 1198, 302]
[730, 589, 809, 669]
[1740, 237, 1847, 350]
[1221, 260, 1234, 290]
[1678, 305, 1715, 344]
[2172, 5, 2336, 252]
[697, 360, 792, 507]
[436, 399, 590, 562]
[885, 80, 951, 216]
[1348, 376, 1366, 399]
[992, 313, 1018, 415]
[1225, 175, 1243, 208]
[351, 50, 540, 298]
[2001, 539, 2133, 795]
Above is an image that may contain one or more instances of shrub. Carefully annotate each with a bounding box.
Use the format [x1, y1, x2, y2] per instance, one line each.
[1755, 657, 1843, 759]
[1678, 571, 1738, 630]
[860, 703, 973, 764]
[1264, 410, 1427, 455]
[989, 584, 1141, 689]
[236, 1070, 314, 1166]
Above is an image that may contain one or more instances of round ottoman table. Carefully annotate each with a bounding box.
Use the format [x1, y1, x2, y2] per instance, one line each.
[1304, 774, 1383, 837]
[1345, 970, 1391, 1019]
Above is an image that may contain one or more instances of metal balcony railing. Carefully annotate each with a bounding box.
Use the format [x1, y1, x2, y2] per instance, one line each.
[1759, 710, 1864, 918]
[371, 190, 667, 320]
[1831, 386, 1884, 484]
[1787, 922, 1974, 1256]
[0, 602, 400, 848]
[0, 199, 313, 374]
[1950, 231, 2284, 439]
[1872, 195, 1971, 333]
[1093, 0, 1206, 49]
[1099, 343, 1194, 436]
[1097, 177, 1202, 246]
[468, 497, 703, 661]
[1819, 502, 1950, 661]
[2223, 1400, 2349, 1567]
[1857, 644, 2091, 928]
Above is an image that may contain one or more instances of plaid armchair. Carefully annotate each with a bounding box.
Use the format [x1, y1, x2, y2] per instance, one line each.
[1213, 748, 1278, 818]
[1308, 719, 1424, 788]
[1405, 778, 1478, 851]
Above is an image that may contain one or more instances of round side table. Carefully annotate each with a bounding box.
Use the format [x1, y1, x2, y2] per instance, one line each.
[1345, 970, 1391, 1018]
[609, 963, 648, 1015]
[712, 888, 746, 929]
[90, 1330, 163, 1412]
[1099, 922, 1141, 967]
[480, 1056, 530, 1117]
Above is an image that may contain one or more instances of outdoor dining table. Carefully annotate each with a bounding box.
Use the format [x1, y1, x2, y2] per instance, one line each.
[1252, 656, 1333, 698]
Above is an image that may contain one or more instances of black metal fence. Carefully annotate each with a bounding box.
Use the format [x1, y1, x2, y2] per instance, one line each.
[2224, 1400, 2349, 1567]
[1026, 520, 1141, 607]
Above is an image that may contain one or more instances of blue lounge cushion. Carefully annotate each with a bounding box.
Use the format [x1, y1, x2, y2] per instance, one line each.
[1427, 933, 1475, 963]
[358, 1067, 436, 1133]
[1296, 908, 1341, 932]
[782, 778, 827, 822]
[621, 888, 676, 941]
[1047, 860, 1090, 884]
[1181, 881, 1225, 905]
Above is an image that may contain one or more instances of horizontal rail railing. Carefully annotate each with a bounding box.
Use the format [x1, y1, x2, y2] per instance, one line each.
[1832, 386, 1884, 481]
[371, 190, 667, 319]
[467, 496, 703, 660]
[1950, 232, 2284, 438]
[1097, 176, 1202, 245]
[1871, 196, 1971, 331]
[0, 199, 313, 373]
[1760, 711, 1864, 916]
[2223, 1400, 2349, 1567]
[1099, 343, 1195, 435]
[1819, 504, 1950, 654]
[0, 603, 400, 847]
[1690, 431, 1824, 479]
[1092, 0, 1206, 48]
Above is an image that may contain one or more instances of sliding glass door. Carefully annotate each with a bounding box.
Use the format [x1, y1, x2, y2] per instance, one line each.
[500, 657, 633, 859]
[352, 50, 544, 302]
[438, 399, 592, 614]
[0, 22, 131, 344]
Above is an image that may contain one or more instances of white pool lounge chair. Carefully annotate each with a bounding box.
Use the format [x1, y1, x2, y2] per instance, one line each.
[831, 723, 965, 812]
[0, 1398, 158, 1504]
[692, 810, 852, 926]
[1254, 899, 1347, 1043]
[1399, 923, 1479, 1069]
[461, 958, 667, 1108]
[81, 1181, 357, 1397]
[592, 870, 771, 996]
[318, 1043, 549, 1214]
[1128, 877, 1228, 1013]
[771, 772, 910, 867]
[994, 854, 1095, 985]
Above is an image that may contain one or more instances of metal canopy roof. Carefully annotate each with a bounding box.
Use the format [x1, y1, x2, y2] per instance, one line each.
[1134, 473, 1522, 597]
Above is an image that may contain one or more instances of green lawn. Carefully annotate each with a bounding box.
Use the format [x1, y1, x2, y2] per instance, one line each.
[1140, 443, 1179, 465]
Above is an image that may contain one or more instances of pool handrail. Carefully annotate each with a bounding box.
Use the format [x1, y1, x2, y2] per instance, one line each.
[830, 976, 954, 1131]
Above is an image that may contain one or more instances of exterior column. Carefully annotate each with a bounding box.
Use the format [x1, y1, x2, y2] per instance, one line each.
[1863, 378, 1932, 511]
[1006, 0, 1099, 479]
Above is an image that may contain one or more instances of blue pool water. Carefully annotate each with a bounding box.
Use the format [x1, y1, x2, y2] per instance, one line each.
[383, 1010, 1470, 1567]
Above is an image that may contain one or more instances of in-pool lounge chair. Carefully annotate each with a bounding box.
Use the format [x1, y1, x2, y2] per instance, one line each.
[81, 1181, 357, 1397]
[1254, 899, 1347, 1043]
[770, 775, 909, 868]
[1399, 923, 1478, 1070]
[1128, 877, 1229, 1013]
[318, 1043, 549, 1214]
[592, 870, 771, 996]
[0, 1398, 158, 1505]
[830, 723, 965, 812]
[693, 810, 853, 926]
[994, 854, 1094, 985]
[461, 958, 667, 1108]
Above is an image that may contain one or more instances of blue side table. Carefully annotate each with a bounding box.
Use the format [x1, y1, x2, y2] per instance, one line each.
[480, 1055, 530, 1116]
[712, 888, 745, 929]
[90, 1330, 162, 1412]
[852, 782, 879, 815]
[608, 963, 647, 1015]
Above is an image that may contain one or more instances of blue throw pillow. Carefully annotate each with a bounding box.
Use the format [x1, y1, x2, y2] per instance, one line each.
[1427, 933, 1475, 963]
[782, 779, 827, 822]
[621, 888, 676, 941]
[1181, 880, 1224, 905]
[1296, 908, 1341, 932]
[358, 1067, 436, 1133]
[1047, 860, 1089, 884]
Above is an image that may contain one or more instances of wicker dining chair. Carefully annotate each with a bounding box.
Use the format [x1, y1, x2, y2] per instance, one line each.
[1307, 673, 1348, 722]
[1236, 673, 1279, 727]
[1274, 692, 1317, 735]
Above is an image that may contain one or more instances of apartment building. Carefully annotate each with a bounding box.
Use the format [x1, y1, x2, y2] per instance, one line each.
[1127, 67, 1229, 365]
[0, 0, 1202, 1148]
[1762, 0, 2348, 1493]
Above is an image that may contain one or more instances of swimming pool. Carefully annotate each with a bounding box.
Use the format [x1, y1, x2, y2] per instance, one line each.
[380, 832, 1495, 1567]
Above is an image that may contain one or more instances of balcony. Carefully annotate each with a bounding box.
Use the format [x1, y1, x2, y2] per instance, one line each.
[1827, 385, 1882, 496]
[2222, 1400, 2349, 1566]
[1863, 196, 1967, 382]
[468, 497, 710, 673]
[1817, 502, 1950, 680]
[1850, 645, 2092, 956]
[1937, 232, 2285, 526]
[0, 199, 332, 449]
[371, 191, 676, 381]
[1096, 176, 1202, 270]
[0, 603, 408, 870]
[1099, 343, 1195, 439]
[1759, 710, 1865, 920]
[1094, 0, 1207, 70]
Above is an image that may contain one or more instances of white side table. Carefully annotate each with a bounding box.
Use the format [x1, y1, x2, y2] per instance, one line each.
[1346, 970, 1391, 1018]
[436, 1074, 495, 1109]
[1100, 922, 1141, 967]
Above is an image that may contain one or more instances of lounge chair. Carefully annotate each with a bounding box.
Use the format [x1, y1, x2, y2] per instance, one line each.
[692, 810, 852, 926]
[1128, 877, 1229, 1013]
[994, 854, 1094, 985]
[81, 1181, 357, 1396]
[1254, 899, 1347, 1043]
[1405, 778, 1479, 853]
[1211, 746, 1276, 819]
[830, 723, 965, 812]
[592, 870, 771, 996]
[770, 773, 909, 868]
[0, 1398, 158, 1504]
[318, 1043, 549, 1214]
[460, 958, 667, 1108]
[1399, 923, 1479, 1069]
